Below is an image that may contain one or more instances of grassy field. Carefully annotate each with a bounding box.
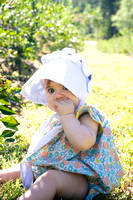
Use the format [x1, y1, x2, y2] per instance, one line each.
[0, 42, 133, 199]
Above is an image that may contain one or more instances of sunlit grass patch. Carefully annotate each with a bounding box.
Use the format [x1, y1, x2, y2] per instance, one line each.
[0, 179, 26, 200]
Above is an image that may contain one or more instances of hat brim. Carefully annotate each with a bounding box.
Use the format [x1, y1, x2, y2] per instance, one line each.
[22, 59, 89, 105]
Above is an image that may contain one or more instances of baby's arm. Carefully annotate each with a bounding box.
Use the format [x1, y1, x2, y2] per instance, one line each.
[55, 99, 98, 151]
[0, 165, 21, 184]
[61, 113, 98, 151]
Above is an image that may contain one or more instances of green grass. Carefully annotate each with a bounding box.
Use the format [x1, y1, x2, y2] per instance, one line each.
[0, 179, 26, 200]
[0, 42, 133, 199]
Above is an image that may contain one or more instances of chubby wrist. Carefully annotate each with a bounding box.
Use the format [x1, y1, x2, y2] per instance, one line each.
[60, 113, 75, 121]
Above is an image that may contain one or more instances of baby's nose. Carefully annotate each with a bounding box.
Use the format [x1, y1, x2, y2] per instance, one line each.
[55, 91, 64, 100]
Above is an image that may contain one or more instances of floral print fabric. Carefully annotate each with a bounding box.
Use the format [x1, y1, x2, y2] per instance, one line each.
[26, 105, 124, 199]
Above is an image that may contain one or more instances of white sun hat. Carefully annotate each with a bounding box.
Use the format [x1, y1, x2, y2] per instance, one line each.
[22, 48, 92, 106]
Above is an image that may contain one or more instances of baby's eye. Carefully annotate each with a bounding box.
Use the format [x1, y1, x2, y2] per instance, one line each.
[48, 88, 55, 93]
[63, 86, 68, 90]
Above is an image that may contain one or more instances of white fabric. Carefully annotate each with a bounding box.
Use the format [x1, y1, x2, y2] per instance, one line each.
[22, 48, 92, 106]
[26, 114, 61, 156]
[20, 160, 33, 190]
[20, 48, 93, 189]
[20, 114, 62, 189]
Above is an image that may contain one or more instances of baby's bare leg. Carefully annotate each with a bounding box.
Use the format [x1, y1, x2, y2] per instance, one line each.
[18, 169, 88, 200]
[0, 165, 20, 184]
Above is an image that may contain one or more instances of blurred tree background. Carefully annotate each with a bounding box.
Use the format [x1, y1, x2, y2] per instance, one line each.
[0, 0, 133, 80]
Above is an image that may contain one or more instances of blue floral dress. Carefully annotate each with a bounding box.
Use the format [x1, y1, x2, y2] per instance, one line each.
[26, 105, 124, 199]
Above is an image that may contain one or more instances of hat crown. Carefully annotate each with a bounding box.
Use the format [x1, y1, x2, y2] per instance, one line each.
[41, 48, 84, 67]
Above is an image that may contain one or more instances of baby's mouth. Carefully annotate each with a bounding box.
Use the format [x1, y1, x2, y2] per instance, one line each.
[56, 97, 68, 102]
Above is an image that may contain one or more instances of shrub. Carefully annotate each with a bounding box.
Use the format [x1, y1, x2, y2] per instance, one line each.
[0, 0, 82, 78]
[97, 34, 133, 54]
[0, 1, 41, 77]
[0, 76, 21, 151]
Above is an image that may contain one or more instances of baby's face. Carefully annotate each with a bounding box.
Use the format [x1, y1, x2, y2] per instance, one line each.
[42, 79, 79, 112]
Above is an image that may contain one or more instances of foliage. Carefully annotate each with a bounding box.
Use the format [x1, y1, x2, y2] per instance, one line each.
[98, 0, 119, 39]
[0, 0, 40, 76]
[95, 0, 133, 54]
[71, 0, 121, 40]
[112, 0, 133, 34]
[0, 76, 21, 151]
[0, 0, 82, 78]
[37, 0, 82, 52]
[83, 5, 103, 39]
[97, 34, 133, 54]
[79, 0, 119, 38]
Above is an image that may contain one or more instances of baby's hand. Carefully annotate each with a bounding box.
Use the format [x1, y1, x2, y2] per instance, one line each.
[55, 98, 75, 116]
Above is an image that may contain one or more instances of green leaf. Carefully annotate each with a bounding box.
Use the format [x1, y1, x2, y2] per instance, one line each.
[5, 138, 15, 142]
[8, 95, 20, 103]
[1, 130, 15, 137]
[13, 87, 21, 93]
[0, 95, 10, 105]
[0, 116, 19, 129]
[0, 144, 3, 151]
[0, 105, 16, 115]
